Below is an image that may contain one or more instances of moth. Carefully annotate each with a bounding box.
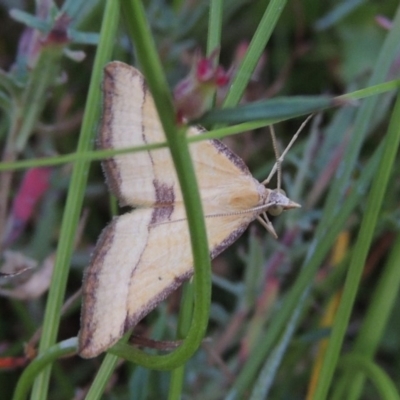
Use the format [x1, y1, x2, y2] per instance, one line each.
[78, 61, 300, 358]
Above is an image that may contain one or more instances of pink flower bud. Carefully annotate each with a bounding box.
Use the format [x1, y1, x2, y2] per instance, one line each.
[3, 168, 51, 246]
[173, 49, 229, 121]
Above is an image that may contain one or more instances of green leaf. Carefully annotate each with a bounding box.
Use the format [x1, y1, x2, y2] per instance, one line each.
[68, 29, 99, 45]
[9, 9, 50, 32]
[199, 96, 333, 125]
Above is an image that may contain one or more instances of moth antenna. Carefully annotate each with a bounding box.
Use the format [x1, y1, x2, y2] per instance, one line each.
[269, 124, 281, 191]
[262, 114, 314, 186]
[151, 199, 300, 229]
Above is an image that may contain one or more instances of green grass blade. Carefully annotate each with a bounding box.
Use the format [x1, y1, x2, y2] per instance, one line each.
[84, 332, 132, 400]
[202, 95, 333, 125]
[249, 291, 306, 400]
[339, 232, 400, 399]
[207, 0, 223, 55]
[315, 5, 400, 240]
[222, 0, 288, 108]
[114, 0, 211, 370]
[13, 338, 77, 400]
[28, 2, 120, 399]
[338, 355, 400, 400]
[313, 89, 400, 399]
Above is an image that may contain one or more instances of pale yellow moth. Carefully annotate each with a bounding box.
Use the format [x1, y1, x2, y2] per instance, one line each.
[78, 61, 300, 358]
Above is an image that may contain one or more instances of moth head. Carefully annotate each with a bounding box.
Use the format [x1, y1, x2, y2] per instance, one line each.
[267, 189, 285, 216]
[267, 189, 301, 215]
[261, 188, 300, 215]
[255, 188, 301, 239]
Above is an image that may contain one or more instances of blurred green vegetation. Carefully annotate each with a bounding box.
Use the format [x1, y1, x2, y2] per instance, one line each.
[1, 0, 400, 399]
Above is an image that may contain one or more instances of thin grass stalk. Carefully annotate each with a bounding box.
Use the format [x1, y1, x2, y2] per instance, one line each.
[337, 355, 400, 400]
[13, 339, 78, 400]
[168, 283, 194, 399]
[315, 5, 400, 240]
[28, 2, 120, 398]
[313, 89, 400, 399]
[222, 0, 288, 108]
[168, 1, 224, 394]
[249, 288, 307, 400]
[113, 0, 211, 369]
[0, 80, 398, 173]
[207, 0, 223, 56]
[338, 232, 400, 399]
